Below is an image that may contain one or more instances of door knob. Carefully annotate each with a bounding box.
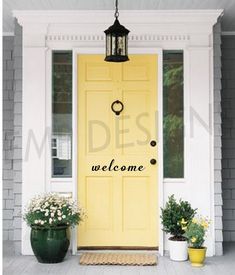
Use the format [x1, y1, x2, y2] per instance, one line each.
[150, 140, 157, 147]
[150, 159, 157, 165]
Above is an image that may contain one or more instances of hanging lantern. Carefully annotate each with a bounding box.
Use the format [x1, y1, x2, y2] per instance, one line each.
[104, 0, 130, 62]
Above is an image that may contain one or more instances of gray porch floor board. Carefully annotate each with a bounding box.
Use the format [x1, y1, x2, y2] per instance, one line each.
[3, 242, 235, 275]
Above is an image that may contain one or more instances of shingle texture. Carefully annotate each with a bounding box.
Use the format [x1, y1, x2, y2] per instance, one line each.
[12, 21, 23, 254]
[222, 35, 235, 244]
[214, 22, 223, 256]
[3, 36, 14, 241]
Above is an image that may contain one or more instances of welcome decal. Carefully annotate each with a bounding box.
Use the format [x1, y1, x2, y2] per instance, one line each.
[91, 159, 145, 172]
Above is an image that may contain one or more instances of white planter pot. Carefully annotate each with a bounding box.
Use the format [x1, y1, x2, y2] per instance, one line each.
[169, 239, 188, 261]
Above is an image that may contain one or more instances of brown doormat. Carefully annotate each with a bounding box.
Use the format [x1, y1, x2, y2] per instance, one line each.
[79, 252, 157, 266]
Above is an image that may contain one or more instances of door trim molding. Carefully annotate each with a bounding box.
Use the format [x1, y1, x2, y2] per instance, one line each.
[77, 246, 159, 250]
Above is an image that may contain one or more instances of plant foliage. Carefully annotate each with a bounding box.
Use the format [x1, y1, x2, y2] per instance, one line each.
[161, 195, 197, 239]
[184, 216, 210, 248]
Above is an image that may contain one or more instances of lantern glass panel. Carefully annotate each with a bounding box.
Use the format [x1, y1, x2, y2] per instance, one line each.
[123, 35, 127, 55]
[117, 36, 125, 56]
[111, 35, 116, 55]
[106, 34, 111, 56]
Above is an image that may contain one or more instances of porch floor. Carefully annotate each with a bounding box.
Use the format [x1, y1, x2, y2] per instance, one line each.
[3, 242, 235, 275]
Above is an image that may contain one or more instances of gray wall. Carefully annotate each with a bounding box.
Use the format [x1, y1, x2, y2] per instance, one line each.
[12, 21, 23, 253]
[214, 22, 223, 256]
[222, 35, 235, 242]
[2, 22, 22, 253]
[3, 36, 14, 241]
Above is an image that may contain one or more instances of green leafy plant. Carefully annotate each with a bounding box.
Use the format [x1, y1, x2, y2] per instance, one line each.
[161, 195, 197, 240]
[24, 193, 85, 229]
[184, 216, 210, 248]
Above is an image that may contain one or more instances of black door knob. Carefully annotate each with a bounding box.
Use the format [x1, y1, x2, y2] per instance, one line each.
[150, 159, 157, 165]
[150, 140, 157, 147]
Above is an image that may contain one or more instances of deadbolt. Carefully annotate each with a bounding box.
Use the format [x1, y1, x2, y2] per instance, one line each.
[150, 140, 157, 147]
[150, 159, 157, 165]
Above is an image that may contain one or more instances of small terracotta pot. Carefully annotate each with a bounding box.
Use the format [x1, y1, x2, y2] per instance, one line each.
[188, 247, 207, 267]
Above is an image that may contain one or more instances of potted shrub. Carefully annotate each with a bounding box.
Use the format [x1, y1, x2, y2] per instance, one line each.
[184, 216, 210, 267]
[24, 193, 84, 263]
[161, 195, 197, 261]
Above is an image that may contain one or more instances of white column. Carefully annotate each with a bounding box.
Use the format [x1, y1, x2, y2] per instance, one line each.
[22, 45, 48, 254]
[188, 47, 214, 256]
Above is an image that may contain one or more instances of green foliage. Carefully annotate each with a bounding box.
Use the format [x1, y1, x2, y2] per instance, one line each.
[163, 114, 183, 141]
[163, 65, 183, 89]
[24, 193, 84, 229]
[161, 195, 197, 238]
[163, 153, 183, 179]
[163, 55, 184, 178]
[163, 114, 184, 177]
[184, 217, 210, 248]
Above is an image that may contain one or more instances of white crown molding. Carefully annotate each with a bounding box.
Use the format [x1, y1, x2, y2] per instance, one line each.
[46, 34, 191, 43]
[13, 9, 223, 26]
[13, 10, 223, 47]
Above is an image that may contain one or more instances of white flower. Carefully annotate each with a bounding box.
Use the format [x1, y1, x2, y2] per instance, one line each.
[40, 221, 45, 225]
[24, 192, 84, 226]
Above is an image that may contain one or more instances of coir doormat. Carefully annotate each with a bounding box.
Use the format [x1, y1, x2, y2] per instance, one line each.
[79, 252, 157, 266]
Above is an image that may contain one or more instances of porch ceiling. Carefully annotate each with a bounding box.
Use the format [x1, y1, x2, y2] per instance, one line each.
[3, 0, 235, 34]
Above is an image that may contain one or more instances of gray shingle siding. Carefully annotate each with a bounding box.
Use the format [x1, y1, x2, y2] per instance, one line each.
[13, 21, 23, 254]
[3, 36, 14, 241]
[214, 22, 223, 256]
[222, 35, 235, 243]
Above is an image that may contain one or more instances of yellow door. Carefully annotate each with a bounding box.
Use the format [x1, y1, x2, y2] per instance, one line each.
[78, 55, 158, 248]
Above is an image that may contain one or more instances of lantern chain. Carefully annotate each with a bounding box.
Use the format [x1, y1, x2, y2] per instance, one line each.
[114, 0, 119, 19]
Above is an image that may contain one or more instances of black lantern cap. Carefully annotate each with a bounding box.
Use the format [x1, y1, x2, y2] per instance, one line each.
[104, 19, 130, 35]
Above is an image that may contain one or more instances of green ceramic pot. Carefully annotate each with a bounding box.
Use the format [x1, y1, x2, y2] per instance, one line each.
[30, 225, 70, 263]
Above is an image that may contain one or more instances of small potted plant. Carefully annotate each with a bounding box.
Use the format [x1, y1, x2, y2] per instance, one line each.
[184, 216, 210, 267]
[161, 195, 197, 261]
[24, 193, 84, 263]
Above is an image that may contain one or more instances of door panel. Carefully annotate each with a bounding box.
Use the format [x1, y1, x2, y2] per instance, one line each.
[86, 177, 113, 230]
[78, 55, 158, 247]
[123, 177, 150, 230]
[122, 90, 150, 155]
[86, 91, 113, 155]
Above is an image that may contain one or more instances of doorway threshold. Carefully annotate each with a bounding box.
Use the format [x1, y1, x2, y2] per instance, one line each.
[77, 247, 159, 255]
